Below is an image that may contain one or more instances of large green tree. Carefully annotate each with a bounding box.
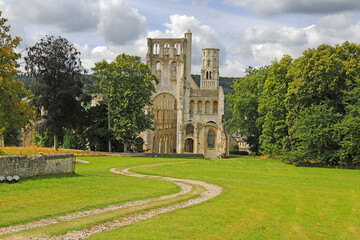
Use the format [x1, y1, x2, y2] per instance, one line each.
[284, 42, 360, 164]
[0, 11, 36, 145]
[228, 66, 269, 154]
[335, 77, 360, 164]
[92, 54, 158, 152]
[258, 55, 293, 156]
[24, 36, 87, 150]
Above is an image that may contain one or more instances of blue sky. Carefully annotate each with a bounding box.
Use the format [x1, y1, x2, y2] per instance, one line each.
[2, 0, 360, 76]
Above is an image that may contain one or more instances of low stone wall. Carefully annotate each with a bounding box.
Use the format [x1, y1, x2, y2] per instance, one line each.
[0, 153, 74, 178]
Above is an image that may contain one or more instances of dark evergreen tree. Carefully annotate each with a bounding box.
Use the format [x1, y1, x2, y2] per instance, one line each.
[24, 35, 87, 150]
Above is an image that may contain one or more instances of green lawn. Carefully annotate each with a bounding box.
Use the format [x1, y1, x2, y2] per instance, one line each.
[1, 156, 359, 239]
[0, 157, 195, 228]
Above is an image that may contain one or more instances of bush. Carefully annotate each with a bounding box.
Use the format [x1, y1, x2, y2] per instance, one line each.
[238, 150, 249, 155]
[229, 149, 239, 155]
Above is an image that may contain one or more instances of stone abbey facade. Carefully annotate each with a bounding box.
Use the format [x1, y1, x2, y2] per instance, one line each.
[142, 29, 229, 158]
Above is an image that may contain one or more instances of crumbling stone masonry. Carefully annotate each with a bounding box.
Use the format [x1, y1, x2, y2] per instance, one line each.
[0, 153, 74, 179]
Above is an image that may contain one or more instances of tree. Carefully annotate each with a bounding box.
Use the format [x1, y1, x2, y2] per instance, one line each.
[228, 66, 269, 154]
[335, 77, 360, 164]
[284, 42, 360, 164]
[285, 104, 342, 164]
[25, 36, 87, 150]
[258, 55, 293, 156]
[0, 11, 36, 144]
[92, 54, 158, 152]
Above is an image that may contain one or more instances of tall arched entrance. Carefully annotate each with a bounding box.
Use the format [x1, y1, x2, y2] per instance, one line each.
[152, 93, 177, 153]
[184, 138, 194, 153]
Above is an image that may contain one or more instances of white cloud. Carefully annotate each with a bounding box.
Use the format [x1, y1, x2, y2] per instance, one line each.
[6, 0, 99, 32]
[221, 59, 245, 77]
[233, 24, 338, 65]
[98, 0, 148, 45]
[152, 14, 226, 65]
[2, 0, 148, 46]
[224, 0, 360, 15]
[318, 12, 357, 29]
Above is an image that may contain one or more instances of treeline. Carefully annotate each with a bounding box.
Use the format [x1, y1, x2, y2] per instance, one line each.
[0, 12, 156, 153]
[228, 42, 360, 166]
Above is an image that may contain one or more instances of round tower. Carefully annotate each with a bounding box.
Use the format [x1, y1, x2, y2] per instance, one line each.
[184, 29, 192, 82]
[200, 48, 219, 89]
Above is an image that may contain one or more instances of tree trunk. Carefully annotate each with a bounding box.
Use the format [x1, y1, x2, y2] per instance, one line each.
[123, 140, 128, 153]
[107, 102, 112, 152]
[53, 134, 58, 151]
[0, 135, 4, 147]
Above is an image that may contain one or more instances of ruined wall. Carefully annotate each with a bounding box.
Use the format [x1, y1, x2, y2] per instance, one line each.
[0, 153, 74, 178]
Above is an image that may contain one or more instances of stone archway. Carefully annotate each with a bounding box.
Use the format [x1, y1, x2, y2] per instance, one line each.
[152, 93, 177, 153]
[184, 138, 194, 153]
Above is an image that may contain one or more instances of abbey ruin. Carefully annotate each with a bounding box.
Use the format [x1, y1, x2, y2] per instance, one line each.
[142, 29, 229, 158]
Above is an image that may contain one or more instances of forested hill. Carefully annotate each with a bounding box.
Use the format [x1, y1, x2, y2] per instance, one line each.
[191, 74, 237, 95]
[17, 74, 238, 95]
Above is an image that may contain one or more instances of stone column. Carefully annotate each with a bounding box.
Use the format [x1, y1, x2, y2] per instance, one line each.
[194, 123, 200, 153]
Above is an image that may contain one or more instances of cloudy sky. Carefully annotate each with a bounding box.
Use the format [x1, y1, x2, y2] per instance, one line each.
[2, 0, 360, 77]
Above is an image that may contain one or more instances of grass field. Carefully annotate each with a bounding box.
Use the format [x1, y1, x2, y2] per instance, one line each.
[1, 156, 359, 239]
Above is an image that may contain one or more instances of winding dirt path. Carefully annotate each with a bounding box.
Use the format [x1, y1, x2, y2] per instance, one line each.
[1, 162, 222, 239]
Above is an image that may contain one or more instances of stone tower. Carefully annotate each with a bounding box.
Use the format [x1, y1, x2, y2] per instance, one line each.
[143, 30, 229, 158]
[200, 48, 219, 89]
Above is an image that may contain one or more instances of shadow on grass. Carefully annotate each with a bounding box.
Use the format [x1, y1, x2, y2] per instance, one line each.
[17, 173, 85, 183]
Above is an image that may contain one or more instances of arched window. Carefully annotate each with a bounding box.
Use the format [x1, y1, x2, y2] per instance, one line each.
[197, 100, 202, 113]
[207, 129, 215, 148]
[209, 71, 212, 79]
[185, 138, 194, 153]
[206, 71, 209, 79]
[164, 43, 170, 55]
[174, 43, 181, 55]
[153, 43, 159, 55]
[186, 124, 194, 135]
[205, 101, 210, 114]
[156, 61, 161, 71]
[190, 100, 195, 117]
[213, 101, 218, 114]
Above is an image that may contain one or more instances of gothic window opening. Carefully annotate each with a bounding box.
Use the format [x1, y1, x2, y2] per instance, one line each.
[164, 43, 170, 55]
[186, 124, 194, 135]
[213, 101, 218, 114]
[152, 93, 177, 154]
[190, 100, 195, 117]
[209, 71, 212, 79]
[207, 129, 215, 148]
[185, 138, 194, 153]
[156, 61, 161, 71]
[153, 43, 160, 55]
[197, 100, 202, 113]
[206, 71, 209, 79]
[205, 101, 210, 114]
[174, 43, 181, 55]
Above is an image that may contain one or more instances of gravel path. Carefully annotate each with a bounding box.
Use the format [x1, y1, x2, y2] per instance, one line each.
[2, 162, 222, 239]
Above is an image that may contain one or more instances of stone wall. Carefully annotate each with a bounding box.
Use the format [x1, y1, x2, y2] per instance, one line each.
[0, 153, 74, 178]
